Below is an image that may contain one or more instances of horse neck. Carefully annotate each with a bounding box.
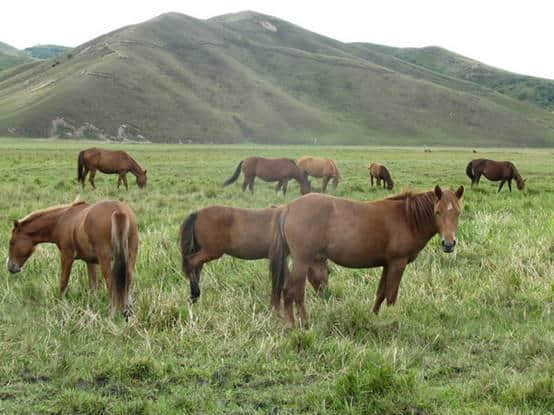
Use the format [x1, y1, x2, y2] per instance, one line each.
[19, 209, 68, 244]
[128, 157, 144, 177]
[402, 192, 438, 241]
[292, 166, 306, 183]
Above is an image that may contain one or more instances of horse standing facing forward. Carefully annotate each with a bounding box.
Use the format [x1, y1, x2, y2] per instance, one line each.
[77, 147, 147, 190]
[6, 199, 138, 319]
[223, 157, 311, 195]
[466, 159, 525, 192]
[270, 185, 464, 327]
[179, 205, 329, 306]
[296, 156, 340, 192]
[368, 162, 394, 190]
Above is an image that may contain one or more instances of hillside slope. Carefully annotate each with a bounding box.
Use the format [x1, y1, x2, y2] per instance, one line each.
[363, 44, 554, 110]
[0, 12, 553, 145]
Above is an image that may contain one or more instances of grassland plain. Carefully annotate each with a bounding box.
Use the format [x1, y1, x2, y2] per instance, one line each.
[0, 139, 552, 414]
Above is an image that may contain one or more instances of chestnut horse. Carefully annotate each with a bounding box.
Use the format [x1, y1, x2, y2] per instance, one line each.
[179, 205, 329, 305]
[223, 157, 311, 195]
[369, 162, 394, 190]
[297, 156, 340, 192]
[77, 147, 147, 190]
[6, 199, 138, 318]
[466, 159, 525, 192]
[271, 185, 464, 327]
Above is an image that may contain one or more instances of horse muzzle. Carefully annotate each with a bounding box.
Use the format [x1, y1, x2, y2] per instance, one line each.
[441, 239, 456, 253]
[6, 258, 21, 274]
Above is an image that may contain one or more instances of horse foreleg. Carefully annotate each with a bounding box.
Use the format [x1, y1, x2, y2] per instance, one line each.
[122, 173, 128, 190]
[59, 252, 74, 297]
[248, 178, 255, 193]
[281, 180, 288, 195]
[370, 174, 374, 187]
[384, 260, 408, 307]
[372, 266, 388, 314]
[321, 176, 330, 193]
[332, 176, 339, 190]
[508, 179, 512, 192]
[86, 262, 97, 293]
[498, 180, 505, 193]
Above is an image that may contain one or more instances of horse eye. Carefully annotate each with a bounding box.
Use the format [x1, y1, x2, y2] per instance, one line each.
[435, 211, 440, 216]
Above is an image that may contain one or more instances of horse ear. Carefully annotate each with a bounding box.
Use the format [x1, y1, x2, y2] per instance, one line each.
[144, 170, 147, 175]
[434, 185, 443, 199]
[455, 185, 464, 199]
[13, 220, 19, 228]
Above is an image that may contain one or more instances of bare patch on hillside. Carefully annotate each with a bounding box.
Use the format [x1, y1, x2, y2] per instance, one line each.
[260, 21, 277, 32]
[50, 117, 107, 139]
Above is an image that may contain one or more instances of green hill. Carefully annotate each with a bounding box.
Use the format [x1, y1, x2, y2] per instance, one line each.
[0, 12, 553, 146]
[0, 41, 34, 70]
[363, 45, 554, 110]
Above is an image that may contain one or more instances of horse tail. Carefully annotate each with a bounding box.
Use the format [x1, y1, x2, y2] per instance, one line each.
[223, 160, 243, 186]
[77, 151, 85, 183]
[270, 209, 289, 307]
[465, 161, 474, 181]
[111, 210, 130, 316]
[179, 212, 200, 301]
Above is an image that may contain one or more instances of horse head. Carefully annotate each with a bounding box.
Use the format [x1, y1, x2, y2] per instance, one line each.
[433, 185, 464, 253]
[6, 220, 35, 273]
[137, 169, 147, 188]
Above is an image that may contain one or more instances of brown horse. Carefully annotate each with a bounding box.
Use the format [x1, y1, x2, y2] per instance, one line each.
[6, 199, 138, 318]
[223, 157, 311, 195]
[466, 159, 525, 192]
[179, 205, 329, 306]
[369, 162, 394, 190]
[270, 185, 464, 327]
[77, 147, 147, 190]
[296, 156, 341, 192]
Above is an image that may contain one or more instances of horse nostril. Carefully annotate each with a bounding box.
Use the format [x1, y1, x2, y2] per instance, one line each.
[452, 240, 457, 247]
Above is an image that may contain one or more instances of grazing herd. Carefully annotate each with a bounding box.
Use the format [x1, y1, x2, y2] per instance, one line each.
[6, 147, 526, 326]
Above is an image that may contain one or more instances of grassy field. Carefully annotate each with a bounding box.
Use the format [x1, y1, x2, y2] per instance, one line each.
[0, 139, 552, 414]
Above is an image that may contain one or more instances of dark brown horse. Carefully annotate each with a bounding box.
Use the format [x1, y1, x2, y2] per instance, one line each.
[223, 157, 311, 195]
[179, 205, 329, 306]
[7, 199, 138, 318]
[369, 162, 394, 190]
[296, 156, 341, 192]
[77, 147, 147, 190]
[466, 159, 525, 192]
[271, 186, 464, 327]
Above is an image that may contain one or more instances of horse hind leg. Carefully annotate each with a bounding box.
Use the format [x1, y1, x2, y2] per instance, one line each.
[321, 176, 330, 193]
[508, 179, 512, 192]
[283, 260, 309, 328]
[89, 170, 97, 189]
[498, 180, 506, 192]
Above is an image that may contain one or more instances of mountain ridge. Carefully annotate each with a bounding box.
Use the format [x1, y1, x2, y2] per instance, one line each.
[0, 11, 553, 146]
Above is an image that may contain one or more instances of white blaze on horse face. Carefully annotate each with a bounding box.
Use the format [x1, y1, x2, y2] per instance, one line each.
[447, 202, 453, 211]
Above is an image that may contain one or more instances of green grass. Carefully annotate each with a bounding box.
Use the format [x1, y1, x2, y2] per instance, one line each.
[0, 139, 552, 414]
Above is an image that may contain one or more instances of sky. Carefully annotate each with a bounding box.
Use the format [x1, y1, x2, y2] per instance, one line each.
[2, 0, 553, 79]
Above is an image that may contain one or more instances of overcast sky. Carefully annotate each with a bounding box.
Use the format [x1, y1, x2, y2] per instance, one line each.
[2, 0, 553, 79]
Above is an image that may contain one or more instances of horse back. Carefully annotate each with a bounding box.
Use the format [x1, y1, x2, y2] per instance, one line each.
[247, 157, 298, 181]
[83, 148, 132, 173]
[194, 205, 278, 259]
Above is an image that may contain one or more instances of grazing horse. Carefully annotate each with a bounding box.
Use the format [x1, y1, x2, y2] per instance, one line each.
[368, 162, 394, 190]
[223, 157, 311, 195]
[270, 185, 464, 327]
[179, 205, 329, 306]
[77, 147, 147, 190]
[466, 159, 525, 192]
[296, 156, 340, 192]
[6, 199, 138, 318]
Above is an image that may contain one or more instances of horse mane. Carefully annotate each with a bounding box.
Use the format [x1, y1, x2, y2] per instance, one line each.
[18, 200, 86, 226]
[387, 190, 436, 233]
[128, 156, 145, 174]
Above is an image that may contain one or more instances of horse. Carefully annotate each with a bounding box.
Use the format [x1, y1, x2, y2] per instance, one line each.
[77, 147, 147, 190]
[270, 185, 464, 327]
[223, 157, 311, 195]
[296, 156, 340, 192]
[179, 205, 329, 307]
[466, 159, 525, 192]
[368, 162, 394, 190]
[6, 199, 138, 319]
